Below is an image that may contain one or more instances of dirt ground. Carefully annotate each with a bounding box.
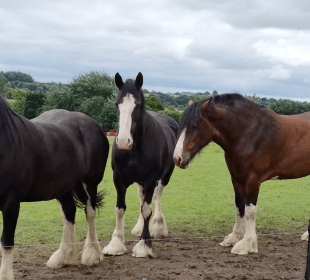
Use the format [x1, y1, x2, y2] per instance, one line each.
[11, 231, 308, 280]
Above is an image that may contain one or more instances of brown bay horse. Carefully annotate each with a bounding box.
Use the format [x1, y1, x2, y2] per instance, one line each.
[173, 93, 310, 255]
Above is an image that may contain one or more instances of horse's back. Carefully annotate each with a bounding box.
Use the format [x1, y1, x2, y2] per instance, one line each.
[149, 112, 178, 139]
[23, 109, 109, 201]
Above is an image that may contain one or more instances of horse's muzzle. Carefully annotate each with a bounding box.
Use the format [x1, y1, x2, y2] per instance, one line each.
[115, 137, 133, 151]
[173, 154, 190, 169]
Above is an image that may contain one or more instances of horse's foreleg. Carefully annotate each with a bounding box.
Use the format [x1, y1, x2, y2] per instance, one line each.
[81, 183, 103, 265]
[220, 207, 244, 247]
[131, 184, 144, 236]
[46, 192, 78, 268]
[221, 180, 245, 247]
[132, 183, 156, 258]
[0, 196, 20, 280]
[231, 181, 259, 255]
[103, 176, 127, 256]
[150, 180, 168, 239]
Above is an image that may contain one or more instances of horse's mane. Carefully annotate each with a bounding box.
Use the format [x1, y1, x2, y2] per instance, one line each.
[179, 94, 266, 130]
[0, 93, 21, 146]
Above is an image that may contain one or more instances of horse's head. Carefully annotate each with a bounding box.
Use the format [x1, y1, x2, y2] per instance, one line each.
[173, 97, 215, 168]
[114, 72, 145, 151]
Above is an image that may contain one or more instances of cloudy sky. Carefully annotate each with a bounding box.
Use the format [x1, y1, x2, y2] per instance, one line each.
[1, 0, 310, 101]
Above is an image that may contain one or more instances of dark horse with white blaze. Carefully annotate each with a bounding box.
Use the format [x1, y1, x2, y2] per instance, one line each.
[103, 72, 178, 257]
[173, 93, 310, 255]
[0, 94, 109, 280]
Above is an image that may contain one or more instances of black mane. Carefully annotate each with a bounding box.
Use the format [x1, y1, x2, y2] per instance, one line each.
[179, 94, 266, 131]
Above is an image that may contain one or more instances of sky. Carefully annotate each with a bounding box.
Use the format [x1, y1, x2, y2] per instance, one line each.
[1, 0, 310, 101]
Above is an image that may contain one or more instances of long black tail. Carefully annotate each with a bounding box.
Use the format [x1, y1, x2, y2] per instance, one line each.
[71, 182, 106, 211]
[305, 219, 310, 280]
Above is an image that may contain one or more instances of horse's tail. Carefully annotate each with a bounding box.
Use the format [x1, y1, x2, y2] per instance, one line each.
[71, 182, 106, 211]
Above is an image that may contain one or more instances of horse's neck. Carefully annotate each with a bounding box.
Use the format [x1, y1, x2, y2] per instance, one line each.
[131, 110, 148, 149]
[211, 108, 247, 152]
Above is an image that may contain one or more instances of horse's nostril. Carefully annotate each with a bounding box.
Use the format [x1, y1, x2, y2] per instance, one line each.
[185, 158, 190, 166]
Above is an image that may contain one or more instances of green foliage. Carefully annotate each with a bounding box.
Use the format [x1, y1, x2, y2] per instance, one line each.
[10, 88, 28, 115]
[24, 87, 46, 119]
[40, 83, 75, 112]
[158, 108, 182, 123]
[100, 94, 118, 131]
[1, 71, 35, 83]
[0, 75, 4, 96]
[145, 95, 164, 112]
[69, 71, 117, 103]
[269, 99, 310, 115]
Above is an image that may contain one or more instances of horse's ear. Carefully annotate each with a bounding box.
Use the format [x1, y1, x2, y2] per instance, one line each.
[135, 72, 143, 90]
[115, 72, 124, 89]
[202, 97, 215, 113]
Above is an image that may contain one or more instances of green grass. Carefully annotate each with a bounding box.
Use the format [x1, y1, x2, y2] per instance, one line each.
[2, 137, 310, 246]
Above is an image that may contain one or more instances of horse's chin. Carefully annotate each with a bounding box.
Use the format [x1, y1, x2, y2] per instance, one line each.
[116, 145, 133, 151]
[178, 163, 189, 169]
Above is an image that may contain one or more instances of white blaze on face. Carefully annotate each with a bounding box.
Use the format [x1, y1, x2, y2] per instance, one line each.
[173, 128, 187, 161]
[117, 93, 136, 148]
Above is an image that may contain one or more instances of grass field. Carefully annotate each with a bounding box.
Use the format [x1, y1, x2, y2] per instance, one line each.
[2, 136, 310, 247]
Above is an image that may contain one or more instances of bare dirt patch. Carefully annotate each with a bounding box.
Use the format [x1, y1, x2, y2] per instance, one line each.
[10, 231, 307, 280]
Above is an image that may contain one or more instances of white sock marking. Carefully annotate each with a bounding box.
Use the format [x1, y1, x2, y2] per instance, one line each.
[82, 199, 103, 265]
[132, 184, 144, 236]
[0, 247, 14, 280]
[142, 202, 152, 219]
[102, 207, 127, 255]
[150, 180, 168, 238]
[231, 203, 258, 255]
[46, 204, 78, 268]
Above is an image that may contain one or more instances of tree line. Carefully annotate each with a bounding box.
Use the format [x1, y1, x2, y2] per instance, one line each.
[1, 71, 310, 131]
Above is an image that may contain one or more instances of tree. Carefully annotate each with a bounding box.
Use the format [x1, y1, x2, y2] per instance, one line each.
[0, 75, 4, 96]
[100, 94, 118, 131]
[40, 83, 76, 112]
[10, 88, 28, 115]
[69, 70, 117, 103]
[269, 99, 310, 115]
[158, 108, 182, 123]
[145, 95, 164, 112]
[212, 90, 219, 96]
[24, 86, 46, 119]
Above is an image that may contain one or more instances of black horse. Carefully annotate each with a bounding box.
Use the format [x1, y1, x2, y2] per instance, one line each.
[103, 72, 178, 257]
[0, 94, 109, 280]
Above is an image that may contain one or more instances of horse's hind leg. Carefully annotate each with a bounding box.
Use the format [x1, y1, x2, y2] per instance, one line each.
[131, 183, 144, 236]
[149, 165, 174, 239]
[0, 195, 20, 280]
[150, 180, 168, 239]
[81, 182, 103, 265]
[46, 191, 79, 268]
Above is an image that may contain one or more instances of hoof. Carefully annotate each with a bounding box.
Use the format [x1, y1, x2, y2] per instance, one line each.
[301, 231, 309, 241]
[231, 238, 258, 255]
[82, 243, 103, 265]
[220, 233, 242, 247]
[46, 248, 79, 268]
[150, 215, 168, 239]
[132, 240, 156, 258]
[102, 237, 127, 256]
